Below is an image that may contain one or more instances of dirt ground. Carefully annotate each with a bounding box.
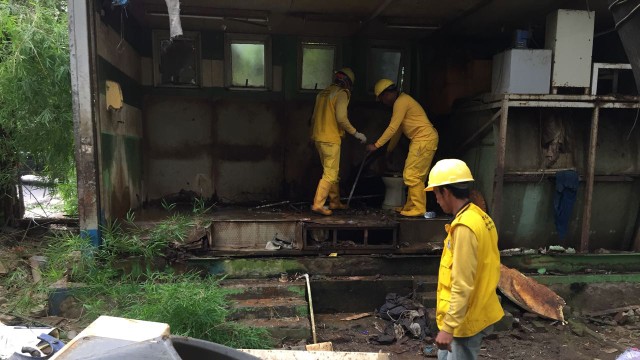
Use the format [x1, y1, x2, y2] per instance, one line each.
[315, 312, 639, 359]
[2, 227, 640, 359]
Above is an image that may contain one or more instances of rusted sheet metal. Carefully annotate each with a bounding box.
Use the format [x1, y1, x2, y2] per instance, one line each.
[498, 264, 566, 321]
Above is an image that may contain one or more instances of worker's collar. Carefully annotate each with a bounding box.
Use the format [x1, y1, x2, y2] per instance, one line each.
[453, 201, 472, 218]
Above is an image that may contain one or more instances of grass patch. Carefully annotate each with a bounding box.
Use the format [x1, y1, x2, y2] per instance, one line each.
[0, 203, 272, 349]
[287, 285, 306, 298]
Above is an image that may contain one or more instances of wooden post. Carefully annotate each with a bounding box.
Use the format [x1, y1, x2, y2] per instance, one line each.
[580, 106, 600, 253]
[492, 97, 509, 230]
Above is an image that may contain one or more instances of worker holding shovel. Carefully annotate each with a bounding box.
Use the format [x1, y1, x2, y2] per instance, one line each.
[310, 68, 367, 216]
[366, 79, 438, 217]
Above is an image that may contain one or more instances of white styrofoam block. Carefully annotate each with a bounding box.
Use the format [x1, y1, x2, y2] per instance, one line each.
[491, 49, 552, 94]
[545, 9, 595, 88]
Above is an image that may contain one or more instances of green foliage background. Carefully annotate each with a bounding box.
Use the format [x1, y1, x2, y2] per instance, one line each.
[0, 0, 77, 213]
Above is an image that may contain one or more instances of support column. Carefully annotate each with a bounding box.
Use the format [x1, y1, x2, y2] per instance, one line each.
[492, 96, 509, 230]
[580, 106, 600, 253]
[69, 0, 101, 246]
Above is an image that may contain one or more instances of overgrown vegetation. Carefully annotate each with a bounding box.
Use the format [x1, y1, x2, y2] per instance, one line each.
[0, 0, 77, 214]
[1, 204, 271, 349]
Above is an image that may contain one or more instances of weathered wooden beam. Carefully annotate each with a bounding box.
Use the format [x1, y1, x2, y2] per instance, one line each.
[457, 109, 502, 154]
[580, 106, 600, 253]
[492, 97, 509, 230]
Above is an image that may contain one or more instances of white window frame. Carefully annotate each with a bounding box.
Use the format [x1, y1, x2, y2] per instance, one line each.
[298, 39, 340, 92]
[224, 33, 272, 90]
[152, 30, 201, 88]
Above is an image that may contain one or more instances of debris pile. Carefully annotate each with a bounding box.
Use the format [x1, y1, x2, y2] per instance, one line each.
[368, 293, 430, 345]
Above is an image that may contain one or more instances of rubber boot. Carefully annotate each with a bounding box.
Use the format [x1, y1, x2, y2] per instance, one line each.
[329, 183, 348, 210]
[311, 179, 333, 216]
[400, 185, 427, 217]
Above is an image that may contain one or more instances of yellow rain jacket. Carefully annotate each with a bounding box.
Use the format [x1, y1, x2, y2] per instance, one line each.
[436, 203, 504, 337]
[311, 84, 356, 144]
[373, 92, 438, 150]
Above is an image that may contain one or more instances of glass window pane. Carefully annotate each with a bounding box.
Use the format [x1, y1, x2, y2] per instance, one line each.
[370, 48, 402, 89]
[301, 46, 335, 90]
[231, 43, 265, 87]
[159, 38, 198, 86]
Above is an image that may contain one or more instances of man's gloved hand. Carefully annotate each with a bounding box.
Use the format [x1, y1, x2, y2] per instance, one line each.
[354, 132, 367, 144]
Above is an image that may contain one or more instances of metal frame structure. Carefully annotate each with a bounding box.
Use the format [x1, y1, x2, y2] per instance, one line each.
[457, 93, 640, 253]
[302, 222, 398, 252]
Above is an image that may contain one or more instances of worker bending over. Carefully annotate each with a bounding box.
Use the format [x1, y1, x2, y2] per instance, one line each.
[311, 68, 367, 215]
[366, 79, 438, 217]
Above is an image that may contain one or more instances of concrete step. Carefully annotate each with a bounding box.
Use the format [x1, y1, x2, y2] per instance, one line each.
[228, 297, 309, 321]
[414, 276, 438, 292]
[416, 291, 437, 308]
[237, 317, 311, 342]
[221, 279, 306, 300]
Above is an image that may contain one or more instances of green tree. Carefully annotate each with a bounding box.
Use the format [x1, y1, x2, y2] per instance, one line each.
[0, 0, 76, 215]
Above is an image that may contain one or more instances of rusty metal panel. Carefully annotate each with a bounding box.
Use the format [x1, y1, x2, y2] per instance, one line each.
[499, 264, 566, 321]
[211, 220, 300, 251]
[397, 218, 450, 253]
[302, 222, 398, 251]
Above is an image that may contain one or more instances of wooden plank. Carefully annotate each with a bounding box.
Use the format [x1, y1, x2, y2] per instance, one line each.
[340, 312, 372, 321]
[580, 106, 600, 253]
[457, 109, 502, 154]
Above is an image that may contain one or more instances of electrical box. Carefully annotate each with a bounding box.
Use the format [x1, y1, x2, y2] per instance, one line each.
[491, 49, 552, 94]
[545, 9, 595, 89]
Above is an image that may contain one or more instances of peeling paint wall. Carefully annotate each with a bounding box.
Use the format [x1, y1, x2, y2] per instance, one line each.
[140, 34, 407, 204]
[95, 12, 145, 219]
[456, 108, 640, 250]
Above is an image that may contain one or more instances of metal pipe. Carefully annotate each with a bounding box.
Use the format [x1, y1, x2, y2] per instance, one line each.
[347, 152, 370, 207]
[368, 0, 395, 22]
[302, 274, 317, 344]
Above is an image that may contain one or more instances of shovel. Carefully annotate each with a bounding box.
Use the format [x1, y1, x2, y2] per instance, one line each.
[346, 151, 371, 207]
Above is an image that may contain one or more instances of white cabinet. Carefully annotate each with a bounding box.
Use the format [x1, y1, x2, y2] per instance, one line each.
[491, 49, 552, 94]
[545, 9, 595, 89]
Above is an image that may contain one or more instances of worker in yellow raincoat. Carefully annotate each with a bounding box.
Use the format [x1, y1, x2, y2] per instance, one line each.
[310, 68, 367, 216]
[426, 159, 503, 360]
[366, 79, 438, 217]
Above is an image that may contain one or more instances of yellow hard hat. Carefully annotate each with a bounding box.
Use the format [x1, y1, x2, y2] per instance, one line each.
[337, 68, 355, 84]
[425, 159, 475, 191]
[374, 78, 395, 98]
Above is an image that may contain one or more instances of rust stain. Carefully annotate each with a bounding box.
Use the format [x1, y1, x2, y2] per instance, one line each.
[499, 264, 566, 321]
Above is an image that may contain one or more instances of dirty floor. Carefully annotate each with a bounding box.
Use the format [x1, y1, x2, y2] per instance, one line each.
[2, 227, 639, 359]
[314, 312, 634, 359]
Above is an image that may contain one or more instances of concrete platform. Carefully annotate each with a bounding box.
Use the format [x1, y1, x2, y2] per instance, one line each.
[139, 207, 450, 255]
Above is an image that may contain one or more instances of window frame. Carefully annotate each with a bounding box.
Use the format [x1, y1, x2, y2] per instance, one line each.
[224, 33, 272, 90]
[366, 41, 410, 94]
[297, 38, 341, 92]
[152, 30, 202, 88]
